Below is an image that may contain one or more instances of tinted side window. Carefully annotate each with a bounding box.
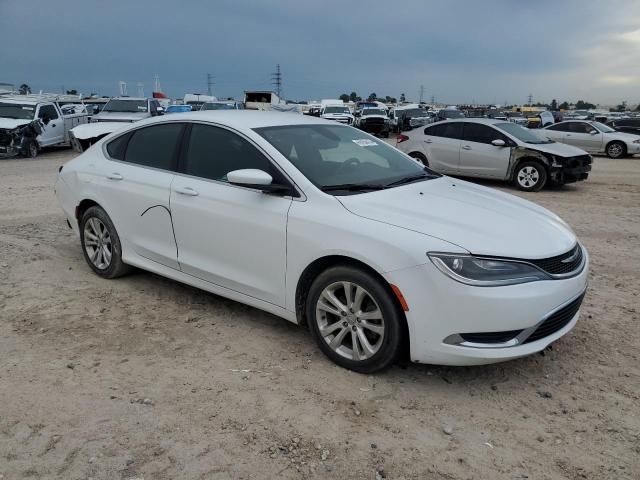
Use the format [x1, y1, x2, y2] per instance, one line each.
[424, 124, 442, 136]
[547, 123, 570, 132]
[39, 105, 59, 120]
[568, 122, 590, 133]
[106, 132, 132, 160]
[184, 124, 279, 182]
[440, 122, 463, 139]
[124, 123, 183, 170]
[463, 123, 505, 144]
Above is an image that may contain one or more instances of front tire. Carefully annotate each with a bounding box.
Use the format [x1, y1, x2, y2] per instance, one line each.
[606, 141, 626, 159]
[306, 266, 404, 373]
[22, 140, 38, 158]
[409, 151, 429, 167]
[80, 206, 131, 278]
[514, 160, 547, 192]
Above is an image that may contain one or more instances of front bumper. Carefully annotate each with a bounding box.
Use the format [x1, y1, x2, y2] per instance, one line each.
[551, 155, 592, 184]
[627, 143, 640, 154]
[384, 249, 589, 365]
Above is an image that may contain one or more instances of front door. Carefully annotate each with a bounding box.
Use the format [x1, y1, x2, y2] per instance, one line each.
[459, 123, 512, 178]
[565, 122, 603, 152]
[36, 104, 64, 146]
[170, 123, 292, 306]
[423, 122, 463, 173]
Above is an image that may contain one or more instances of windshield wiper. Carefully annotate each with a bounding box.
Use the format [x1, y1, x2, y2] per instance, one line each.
[384, 172, 435, 188]
[320, 183, 386, 192]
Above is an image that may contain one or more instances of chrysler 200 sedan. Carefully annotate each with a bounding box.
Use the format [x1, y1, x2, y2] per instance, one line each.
[55, 111, 588, 373]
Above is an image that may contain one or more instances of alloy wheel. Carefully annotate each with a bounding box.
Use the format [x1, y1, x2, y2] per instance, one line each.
[83, 217, 113, 270]
[517, 166, 540, 188]
[315, 281, 385, 361]
[608, 143, 623, 158]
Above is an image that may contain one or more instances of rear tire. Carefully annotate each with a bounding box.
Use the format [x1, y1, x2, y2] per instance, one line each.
[80, 206, 131, 279]
[606, 141, 626, 159]
[306, 266, 404, 373]
[514, 160, 547, 192]
[409, 151, 429, 167]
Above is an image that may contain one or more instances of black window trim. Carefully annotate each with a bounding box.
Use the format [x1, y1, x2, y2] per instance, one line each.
[462, 122, 512, 146]
[102, 121, 187, 173]
[174, 120, 304, 200]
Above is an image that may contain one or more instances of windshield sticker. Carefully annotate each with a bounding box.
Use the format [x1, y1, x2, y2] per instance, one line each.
[22, 107, 34, 110]
[137, 106, 147, 111]
[352, 139, 378, 147]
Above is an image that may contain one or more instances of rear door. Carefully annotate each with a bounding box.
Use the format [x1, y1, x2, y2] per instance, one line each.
[459, 123, 512, 178]
[36, 104, 64, 146]
[96, 123, 184, 269]
[170, 123, 292, 306]
[542, 122, 572, 143]
[422, 122, 463, 173]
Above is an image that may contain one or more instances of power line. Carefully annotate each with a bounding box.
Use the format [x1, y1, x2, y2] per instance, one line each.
[271, 64, 282, 98]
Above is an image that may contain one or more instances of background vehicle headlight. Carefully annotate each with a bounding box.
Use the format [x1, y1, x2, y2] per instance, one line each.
[428, 253, 550, 286]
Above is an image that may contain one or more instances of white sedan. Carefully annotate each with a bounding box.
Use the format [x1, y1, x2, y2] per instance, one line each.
[55, 111, 588, 372]
[396, 118, 592, 191]
[543, 120, 640, 158]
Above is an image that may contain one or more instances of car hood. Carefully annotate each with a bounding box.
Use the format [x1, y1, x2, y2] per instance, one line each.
[0, 118, 34, 130]
[337, 177, 577, 259]
[523, 140, 588, 157]
[322, 113, 352, 118]
[90, 111, 149, 122]
[605, 131, 640, 142]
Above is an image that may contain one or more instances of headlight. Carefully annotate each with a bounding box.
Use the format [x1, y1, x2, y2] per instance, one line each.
[428, 253, 550, 286]
[633, 139, 640, 144]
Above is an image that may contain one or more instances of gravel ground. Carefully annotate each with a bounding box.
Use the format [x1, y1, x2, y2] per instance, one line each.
[0, 146, 638, 480]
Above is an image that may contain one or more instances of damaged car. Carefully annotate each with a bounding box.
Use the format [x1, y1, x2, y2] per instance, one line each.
[354, 107, 391, 137]
[396, 118, 591, 191]
[1, 95, 88, 158]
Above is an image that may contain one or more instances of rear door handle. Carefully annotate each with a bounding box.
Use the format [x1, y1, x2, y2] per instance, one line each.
[175, 186, 199, 196]
[424, 139, 432, 143]
[107, 172, 123, 180]
[461, 145, 472, 150]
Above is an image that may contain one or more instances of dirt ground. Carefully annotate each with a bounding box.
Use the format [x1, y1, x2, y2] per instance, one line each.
[0, 146, 638, 480]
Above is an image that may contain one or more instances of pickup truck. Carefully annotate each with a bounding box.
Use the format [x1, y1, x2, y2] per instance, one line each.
[0, 94, 88, 158]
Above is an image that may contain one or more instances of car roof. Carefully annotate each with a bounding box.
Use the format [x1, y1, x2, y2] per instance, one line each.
[131, 110, 341, 129]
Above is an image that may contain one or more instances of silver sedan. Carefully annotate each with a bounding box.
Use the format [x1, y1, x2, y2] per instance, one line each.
[543, 120, 640, 158]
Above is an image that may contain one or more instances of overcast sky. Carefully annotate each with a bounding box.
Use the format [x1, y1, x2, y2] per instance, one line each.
[1, 0, 639, 106]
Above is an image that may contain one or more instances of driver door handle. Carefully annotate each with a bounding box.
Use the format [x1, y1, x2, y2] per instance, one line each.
[461, 145, 472, 150]
[424, 139, 432, 143]
[175, 186, 199, 196]
[107, 172, 123, 180]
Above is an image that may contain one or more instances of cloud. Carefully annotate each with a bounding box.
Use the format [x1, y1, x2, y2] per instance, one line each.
[1, 0, 639, 106]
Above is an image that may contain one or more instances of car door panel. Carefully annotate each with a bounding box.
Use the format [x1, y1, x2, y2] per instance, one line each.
[37, 104, 64, 146]
[171, 179, 291, 305]
[423, 123, 462, 173]
[459, 123, 511, 178]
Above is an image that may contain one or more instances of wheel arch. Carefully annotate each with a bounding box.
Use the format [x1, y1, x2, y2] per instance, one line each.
[605, 139, 626, 156]
[294, 255, 409, 340]
[507, 148, 551, 180]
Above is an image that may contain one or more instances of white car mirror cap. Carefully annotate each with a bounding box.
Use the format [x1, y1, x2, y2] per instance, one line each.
[589, 130, 598, 135]
[227, 169, 273, 186]
[491, 139, 506, 147]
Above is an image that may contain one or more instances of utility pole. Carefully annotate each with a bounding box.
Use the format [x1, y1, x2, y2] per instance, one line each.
[431, 95, 435, 105]
[271, 64, 282, 98]
[207, 73, 215, 97]
[419, 85, 424, 103]
[527, 93, 533, 106]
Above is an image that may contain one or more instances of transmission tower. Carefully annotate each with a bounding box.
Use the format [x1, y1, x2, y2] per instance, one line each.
[430, 95, 435, 104]
[271, 64, 282, 98]
[137, 82, 144, 97]
[527, 93, 533, 106]
[119, 81, 128, 96]
[207, 73, 215, 97]
[419, 85, 424, 103]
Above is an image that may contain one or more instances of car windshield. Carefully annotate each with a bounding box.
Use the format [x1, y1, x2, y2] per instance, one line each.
[255, 124, 438, 194]
[442, 110, 465, 118]
[0, 103, 36, 120]
[592, 121, 615, 133]
[166, 105, 191, 113]
[103, 99, 148, 113]
[201, 103, 236, 110]
[362, 109, 385, 116]
[495, 122, 553, 144]
[324, 106, 349, 114]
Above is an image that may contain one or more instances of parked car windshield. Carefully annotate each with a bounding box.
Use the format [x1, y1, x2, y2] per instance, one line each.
[255, 124, 436, 193]
[441, 110, 465, 118]
[495, 122, 553, 144]
[324, 106, 350, 114]
[0, 103, 36, 120]
[362, 109, 386, 116]
[592, 122, 616, 133]
[402, 108, 425, 117]
[103, 100, 148, 113]
[201, 103, 236, 110]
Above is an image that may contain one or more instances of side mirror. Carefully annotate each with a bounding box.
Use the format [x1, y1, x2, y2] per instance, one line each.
[227, 169, 291, 195]
[589, 130, 598, 135]
[491, 139, 506, 147]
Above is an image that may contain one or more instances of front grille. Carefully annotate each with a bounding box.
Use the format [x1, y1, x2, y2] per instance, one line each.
[460, 329, 523, 344]
[523, 293, 585, 344]
[528, 244, 583, 276]
[363, 118, 385, 125]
